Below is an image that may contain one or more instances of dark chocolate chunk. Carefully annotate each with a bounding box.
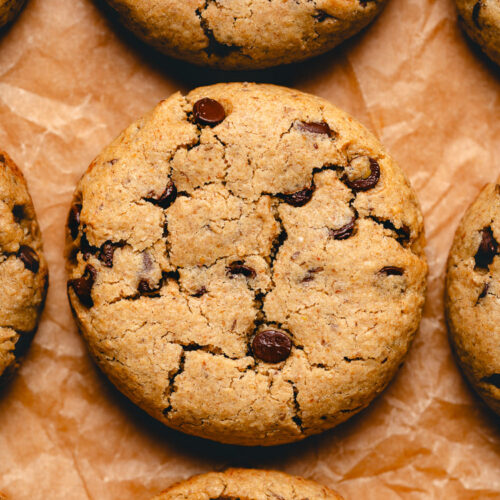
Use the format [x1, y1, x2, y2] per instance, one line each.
[193, 98, 226, 126]
[99, 241, 119, 268]
[80, 232, 98, 261]
[145, 180, 177, 209]
[68, 203, 82, 240]
[343, 158, 380, 191]
[227, 261, 256, 279]
[18, 245, 39, 273]
[138, 279, 161, 295]
[474, 227, 498, 269]
[279, 186, 315, 207]
[252, 330, 292, 363]
[329, 219, 355, 239]
[192, 286, 207, 297]
[297, 121, 332, 136]
[68, 265, 97, 308]
[380, 266, 404, 276]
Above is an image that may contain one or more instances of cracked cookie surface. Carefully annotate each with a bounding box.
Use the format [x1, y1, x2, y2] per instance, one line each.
[66, 83, 427, 446]
[0, 0, 25, 29]
[446, 178, 500, 415]
[0, 151, 48, 382]
[455, 0, 500, 64]
[152, 468, 343, 499]
[103, 0, 387, 69]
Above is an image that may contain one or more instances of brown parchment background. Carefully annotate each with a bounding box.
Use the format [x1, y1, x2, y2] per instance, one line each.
[0, 0, 499, 497]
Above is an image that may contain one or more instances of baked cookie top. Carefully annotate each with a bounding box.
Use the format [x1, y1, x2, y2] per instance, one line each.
[0, 0, 25, 29]
[152, 468, 343, 500]
[66, 83, 427, 446]
[446, 178, 500, 415]
[0, 151, 48, 381]
[455, 0, 500, 64]
[103, 0, 387, 69]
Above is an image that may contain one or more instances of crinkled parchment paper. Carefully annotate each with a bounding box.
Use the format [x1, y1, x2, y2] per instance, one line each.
[0, 0, 499, 498]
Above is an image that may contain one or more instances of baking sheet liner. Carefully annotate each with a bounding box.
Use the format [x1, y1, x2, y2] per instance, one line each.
[0, 0, 499, 498]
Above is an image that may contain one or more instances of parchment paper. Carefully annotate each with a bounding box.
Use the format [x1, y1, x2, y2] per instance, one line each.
[0, 0, 499, 498]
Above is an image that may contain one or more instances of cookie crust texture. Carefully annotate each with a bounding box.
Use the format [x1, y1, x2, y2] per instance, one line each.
[0, 151, 48, 382]
[445, 178, 500, 415]
[455, 0, 500, 64]
[66, 83, 427, 446]
[152, 468, 343, 500]
[0, 0, 25, 29]
[103, 0, 387, 70]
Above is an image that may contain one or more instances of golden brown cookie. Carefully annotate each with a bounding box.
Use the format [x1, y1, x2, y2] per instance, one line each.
[0, 0, 25, 29]
[455, 0, 500, 64]
[152, 468, 343, 500]
[0, 151, 48, 382]
[103, 0, 387, 70]
[445, 178, 500, 415]
[66, 83, 427, 446]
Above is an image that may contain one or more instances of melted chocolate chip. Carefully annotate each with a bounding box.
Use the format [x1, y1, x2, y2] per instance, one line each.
[279, 186, 315, 207]
[474, 227, 498, 269]
[343, 159, 380, 192]
[18, 245, 39, 273]
[329, 219, 355, 239]
[193, 98, 226, 126]
[380, 266, 404, 276]
[252, 330, 292, 363]
[80, 232, 98, 261]
[12, 204, 25, 221]
[69, 265, 97, 308]
[192, 286, 207, 297]
[297, 121, 332, 136]
[145, 180, 177, 209]
[472, 0, 482, 27]
[138, 279, 161, 295]
[68, 204, 82, 240]
[227, 261, 256, 279]
[99, 241, 120, 268]
[481, 373, 500, 389]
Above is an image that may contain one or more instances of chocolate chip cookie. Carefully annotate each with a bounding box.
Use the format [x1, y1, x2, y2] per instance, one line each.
[152, 468, 343, 499]
[0, 0, 25, 29]
[66, 83, 427, 446]
[445, 179, 500, 415]
[0, 151, 48, 382]
[103, 0, 387, 70]
[455, 0, 500, 64]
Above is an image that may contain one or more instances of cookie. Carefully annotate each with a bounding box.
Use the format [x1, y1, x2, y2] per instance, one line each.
[103, 0, 387, 70]
[455, 0, 500, 65]
[65, 82, 427, 446]
[152, 468, 343, 500]
[0, 151, 48, 382]
[445, 179, 500, 415]
[0, 0, 25, 29]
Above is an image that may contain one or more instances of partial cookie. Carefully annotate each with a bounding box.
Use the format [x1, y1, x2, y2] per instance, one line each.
[0, 151, 48, 382]
[66, 82, 427, 446]
[152, 468, 343, 500]
[103, 0, 387, 70]
[445, 179, 500, 415]
[0, 0, 25, 29]
[455, 0, 500, 64]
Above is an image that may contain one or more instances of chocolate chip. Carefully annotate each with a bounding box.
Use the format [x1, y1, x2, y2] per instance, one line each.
[80, 232, 98, 261]
[343, 159, 380, 191]
[279, 186, 315, 207]
[18, 245, 39, 273]
[192, 286, 207, 297]
[12, 204, 25, 221]
[252, 330, 292, 363]
[138, 279, 161, 295]
[145, 180, 177, 209]
[477, 282, 489, 302]
[68, 265, 97, 308]
[99, 241, 119, 268]
[474, 227, 498, 269]
[329, 219, 355, 239]
[68, 203, 82, 240]
[481, 373, 500, 389]
[297, 121, 332, 136]
[380, 266, 404, 276]
[472, 0, 482, 28]
[193, 98, 226, 126]
[227, 261, 256, 279]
